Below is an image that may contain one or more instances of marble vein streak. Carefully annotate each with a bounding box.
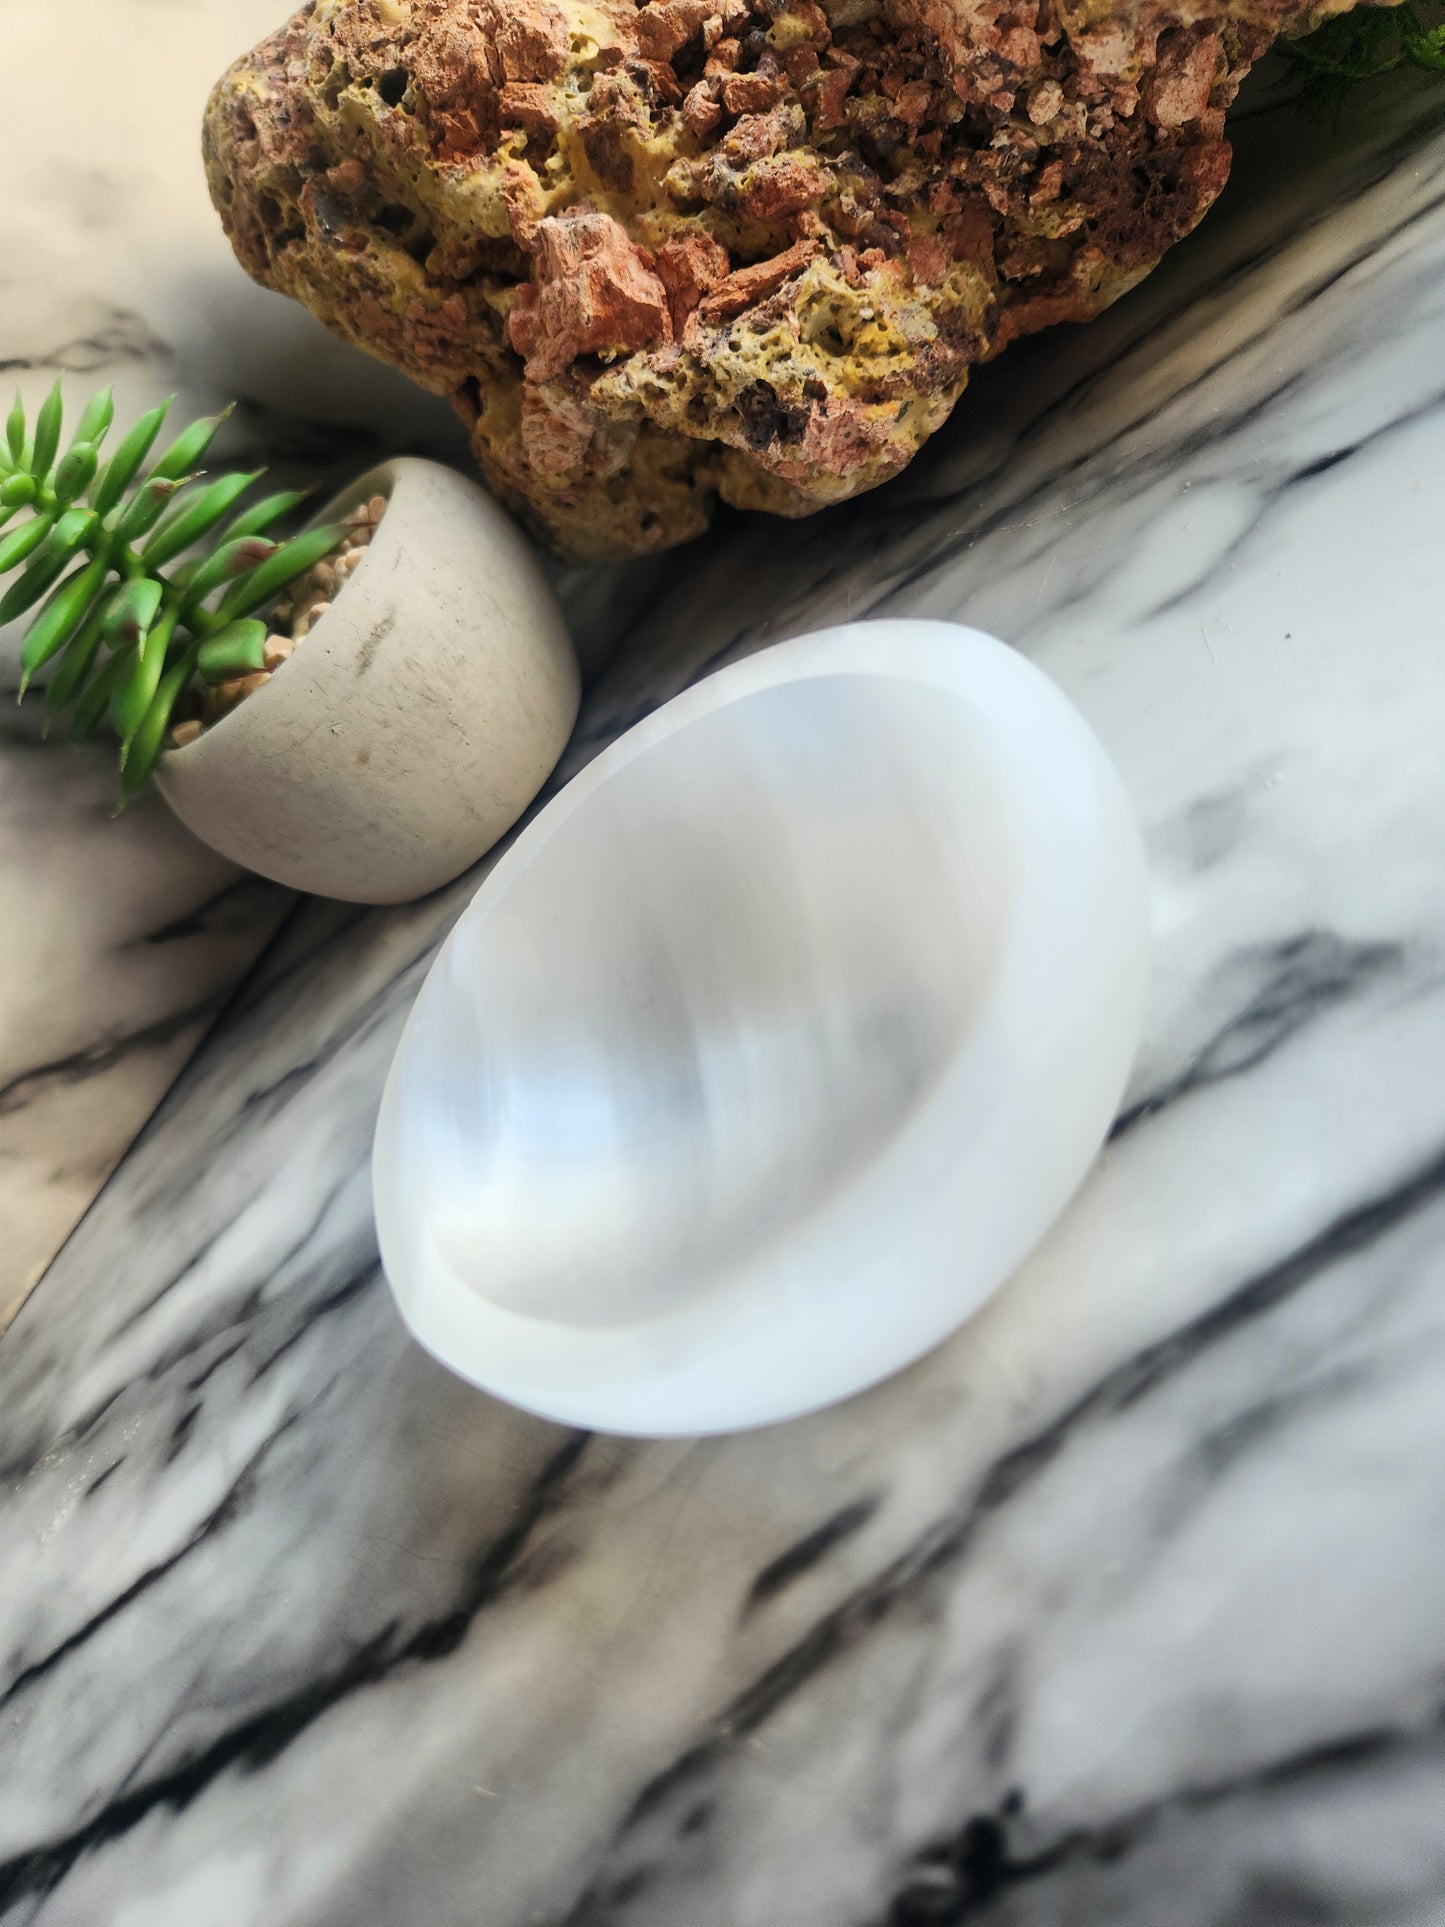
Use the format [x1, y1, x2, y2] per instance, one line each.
[3, 71, 1445, 1927]
[0, 680, 291, 1326]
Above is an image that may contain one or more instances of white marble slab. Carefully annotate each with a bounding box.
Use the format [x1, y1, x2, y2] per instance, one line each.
[2, 26, 1445, 1927]
[0, 0, 472, 1320]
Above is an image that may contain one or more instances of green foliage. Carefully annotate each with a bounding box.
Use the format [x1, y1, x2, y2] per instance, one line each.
[1283, 1, 1445, 114]
[0, 380, 344, 805]
[197, 619, 269, 684]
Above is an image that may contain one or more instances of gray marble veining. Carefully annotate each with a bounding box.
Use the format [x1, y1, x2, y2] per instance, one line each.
[3, 22, 1445, 1927]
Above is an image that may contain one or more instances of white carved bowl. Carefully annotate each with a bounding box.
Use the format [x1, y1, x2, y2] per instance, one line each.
[373, 620, 1149, 1435]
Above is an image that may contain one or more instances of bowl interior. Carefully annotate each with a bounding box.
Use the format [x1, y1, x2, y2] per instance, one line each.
[401, 669, 1016, 1329]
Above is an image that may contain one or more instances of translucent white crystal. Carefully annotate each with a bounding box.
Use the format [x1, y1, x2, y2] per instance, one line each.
[374, 621, 1148, 1434]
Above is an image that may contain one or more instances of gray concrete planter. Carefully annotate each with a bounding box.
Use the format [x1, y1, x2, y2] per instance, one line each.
[155, 457, 580, 903]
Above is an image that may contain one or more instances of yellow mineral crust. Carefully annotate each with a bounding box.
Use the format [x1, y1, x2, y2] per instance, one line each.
[204, 0, 1362, 559]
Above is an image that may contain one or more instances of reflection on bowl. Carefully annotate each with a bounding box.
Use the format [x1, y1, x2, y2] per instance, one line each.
[374, 620, 1149, 1435]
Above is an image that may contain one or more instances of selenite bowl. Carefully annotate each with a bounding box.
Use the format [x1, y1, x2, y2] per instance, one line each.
[373, 619, 1149, 1435]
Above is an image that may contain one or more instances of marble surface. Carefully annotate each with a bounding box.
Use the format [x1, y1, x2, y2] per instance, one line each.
[4, 21, 1445, 1927]
[0, 0, 472, 1318]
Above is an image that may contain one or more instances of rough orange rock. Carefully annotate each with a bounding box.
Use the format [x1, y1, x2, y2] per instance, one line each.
[697, 239, 822, 323]
[205, 0, 1381, 560]
[655, 229, 734, 331]
[507, 211, 674, 382]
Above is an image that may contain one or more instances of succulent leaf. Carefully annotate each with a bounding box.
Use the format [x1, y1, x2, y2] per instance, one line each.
[141, 470, 263, 569]
[222, 488, 312, 544]
[111, 603, 181, 753]
[216, 523, 347, 625]
[44, 603, 109, 718]
[4, 393, 23, 466]
[102, 576, 165, 650]
[73, 386, 115, 451]
[71, 651, 126, 742]
[119, 648, 201, 805]
[112, 471, 195, 547]
[18, 558, 109, 697]
[31, 381, 64, 483]
[150, 404, 236, 485]
[0, 544, 71, 626]
[53, 441, 101, 508]
[197, 618, 268, 683]
[92, 399, 172, 517]
[182, 536, 279, 610]
[1, 381, 347, 797]
[0, 515, 55, 573]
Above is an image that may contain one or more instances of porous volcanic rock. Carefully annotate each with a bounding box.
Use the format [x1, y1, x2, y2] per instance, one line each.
[205, 0, 1359, 559]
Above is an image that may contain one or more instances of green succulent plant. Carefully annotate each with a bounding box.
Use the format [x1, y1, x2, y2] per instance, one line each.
[0, 381, 346, 804]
